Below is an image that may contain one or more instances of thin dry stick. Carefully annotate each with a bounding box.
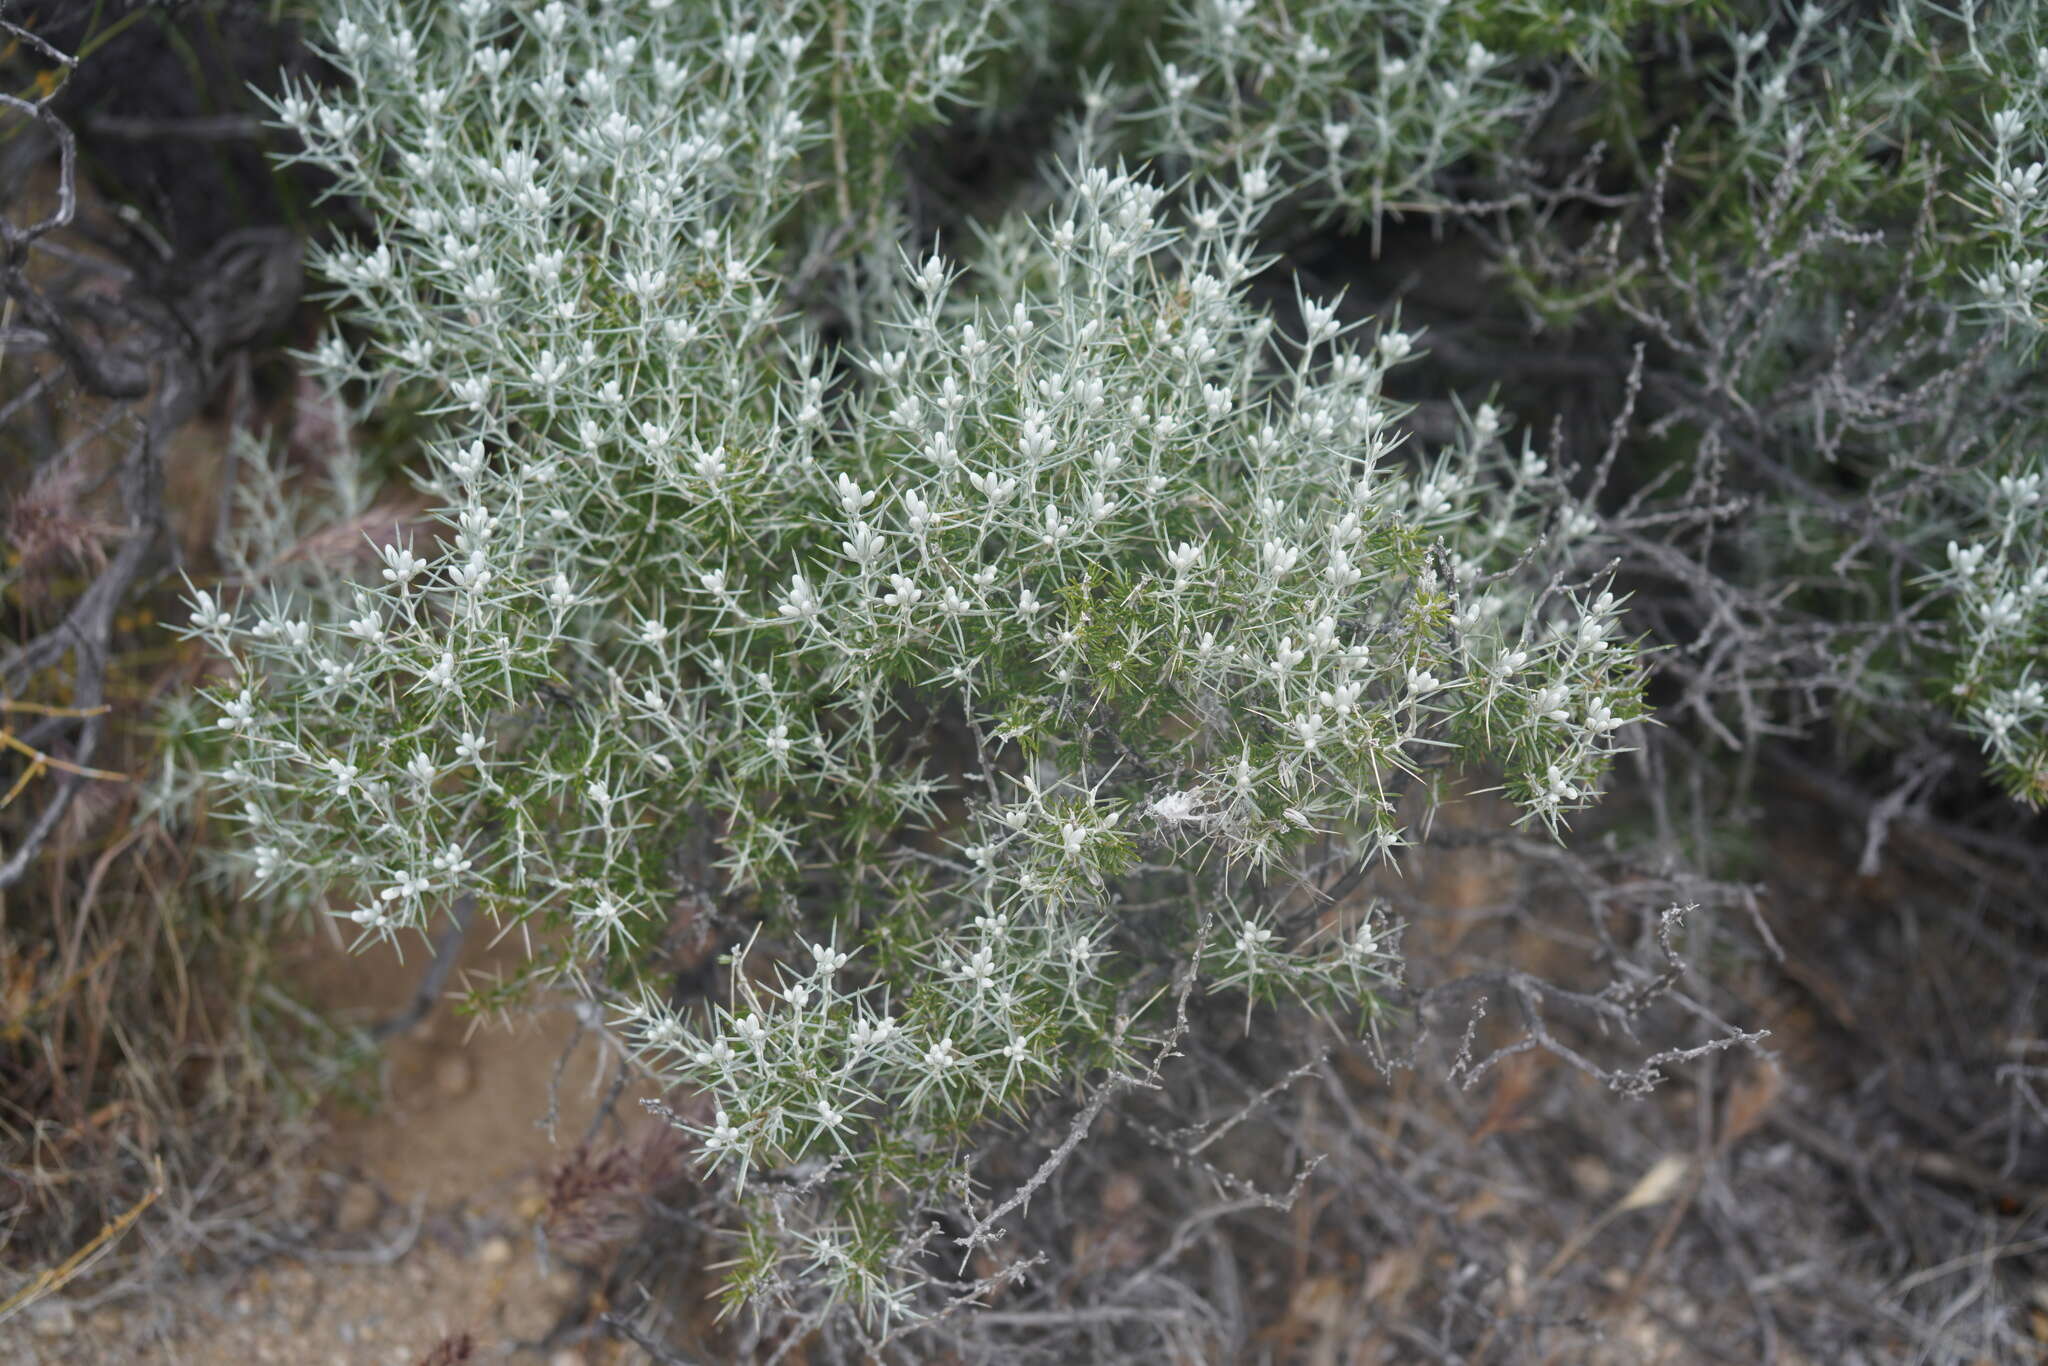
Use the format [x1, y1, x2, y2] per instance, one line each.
[0, 729, 129, 784]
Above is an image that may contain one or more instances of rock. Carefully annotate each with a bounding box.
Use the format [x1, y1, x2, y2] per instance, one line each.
[475, 1235, 514, 1267]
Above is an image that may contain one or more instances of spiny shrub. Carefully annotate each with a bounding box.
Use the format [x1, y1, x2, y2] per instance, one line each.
[182, 0, 1646, 1325]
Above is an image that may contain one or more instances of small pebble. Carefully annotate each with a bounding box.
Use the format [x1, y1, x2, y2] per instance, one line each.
[1570, 1155, 1614, 1199]
[335, 1182, 381, 1234]
[1100, 1171, 1143, 1216]
[434, 1056, 473, 1097]
[435, 1054, 476, 1098]
[30, 1299, 76, 1336]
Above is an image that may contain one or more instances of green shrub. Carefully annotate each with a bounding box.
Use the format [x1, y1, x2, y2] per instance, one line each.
[189, 0, 1646, 1325]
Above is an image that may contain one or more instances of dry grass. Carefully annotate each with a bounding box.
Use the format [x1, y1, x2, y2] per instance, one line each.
[0, 377, 343, 1333]
[0, 102, 342, 1328]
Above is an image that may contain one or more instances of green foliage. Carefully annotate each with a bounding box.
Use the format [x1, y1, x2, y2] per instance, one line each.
[184, 0, 2048, 1339]
[190, 0, 1642, 1323]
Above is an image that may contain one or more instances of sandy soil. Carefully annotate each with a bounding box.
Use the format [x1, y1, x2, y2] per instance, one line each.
[4, 918, 672, 1366]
